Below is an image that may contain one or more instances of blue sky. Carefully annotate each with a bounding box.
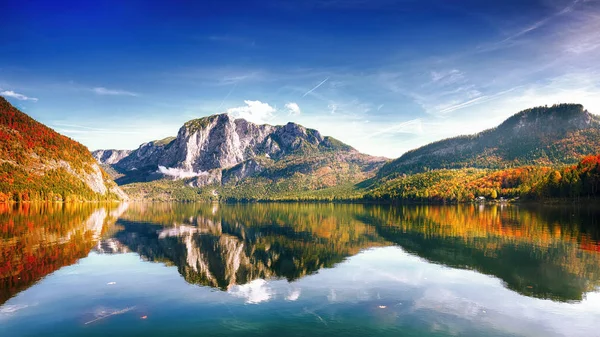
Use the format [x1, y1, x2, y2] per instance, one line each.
[1, 0, 599, 157]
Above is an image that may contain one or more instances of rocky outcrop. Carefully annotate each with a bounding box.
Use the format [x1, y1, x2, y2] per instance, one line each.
[98, 113, 387, 188]
[188, 170, 222, 188]
[114, 114, 331, 172]
[222, 159, 266, 184]
[92, 149, 132, 165]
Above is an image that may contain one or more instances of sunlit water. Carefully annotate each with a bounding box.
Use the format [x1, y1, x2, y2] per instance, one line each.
[1, 202, 599, 336]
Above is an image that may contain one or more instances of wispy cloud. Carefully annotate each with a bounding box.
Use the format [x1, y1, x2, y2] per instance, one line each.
[328, 103, 338, 114]
[0, 90, 38, 102]
[561, 10, 600, 55]
[51, 122, 142, 135]
[206, 35, 257, 48]
[436, 87, 521, 115]
[275, 0, 408, 10]
[218, 72, 263, 86]
[368, 118, 423, 138]
[303, 77, 329, 97]
[429, 69, 464, 85]
[168, 67, 266, 86]
[478, 0, 582, 53]
[91, 87, 138, 96]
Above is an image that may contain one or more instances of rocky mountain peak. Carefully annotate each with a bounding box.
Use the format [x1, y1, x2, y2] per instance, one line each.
[94, 113, 378, 187]
[183, 113, 230, 134]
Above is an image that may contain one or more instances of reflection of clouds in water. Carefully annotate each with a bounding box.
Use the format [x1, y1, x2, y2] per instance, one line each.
[412, 287, 561, 337]
[338, 247, 600, 337]
[286, 288, 301, 301]
[414, 288, 483, 318]
[0, 304, 31, 315]
[288, 246, 600, 337]
[229, 279, 273, 304]
[327, 289, 337, 302]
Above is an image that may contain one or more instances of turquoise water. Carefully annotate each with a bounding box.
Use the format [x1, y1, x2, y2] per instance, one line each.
[1, 203, 599, 336]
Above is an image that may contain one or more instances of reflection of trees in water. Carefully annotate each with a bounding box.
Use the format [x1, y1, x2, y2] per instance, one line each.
[0, 202, 124, 305]
[114, 203, 600, 302]
[1, 202, 600, 305]
[362, 204, 600, 302]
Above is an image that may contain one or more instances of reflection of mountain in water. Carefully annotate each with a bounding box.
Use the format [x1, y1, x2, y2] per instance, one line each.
[105, 203, 386, 290]
[0, 202, 126, 305]
[101, 203, 600, 302]
[2, 202, 600, 304]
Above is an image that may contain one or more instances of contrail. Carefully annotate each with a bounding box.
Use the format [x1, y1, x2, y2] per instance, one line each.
[218, 82, 238, 109]
[302, 77, 329, 97]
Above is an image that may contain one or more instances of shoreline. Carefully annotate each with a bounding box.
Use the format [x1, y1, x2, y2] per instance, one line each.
[58, 197, 600, 207]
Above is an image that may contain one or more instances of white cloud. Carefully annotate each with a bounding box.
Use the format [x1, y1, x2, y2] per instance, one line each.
[92, 87, 138, 96]
[226, 100, 276, 124]
[229, 279, 273, 304]
[0, 90, 38, 102]
[284, 102, 301, 116]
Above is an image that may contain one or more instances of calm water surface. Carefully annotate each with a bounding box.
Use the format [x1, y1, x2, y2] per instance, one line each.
[1, 202, 599, 336]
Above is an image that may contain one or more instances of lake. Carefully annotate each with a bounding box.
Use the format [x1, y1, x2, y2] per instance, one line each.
[1, 202, 599, 336]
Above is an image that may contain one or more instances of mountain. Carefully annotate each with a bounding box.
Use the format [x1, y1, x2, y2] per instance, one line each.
[92, 149, 132, 165]
[378, 104, 600, 177]
[0, 97, 126, 202]
[95, 113, 386, 201]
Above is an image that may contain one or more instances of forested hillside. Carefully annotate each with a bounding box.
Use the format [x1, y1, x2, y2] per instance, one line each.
[379, 104, 600, 177]
[364, 154, 600, 203]
[0, 97, 125, 202]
